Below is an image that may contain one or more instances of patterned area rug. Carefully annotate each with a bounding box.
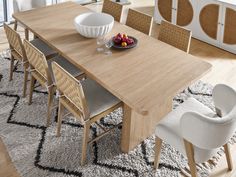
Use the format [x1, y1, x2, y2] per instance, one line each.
[0, 51, 229, 177]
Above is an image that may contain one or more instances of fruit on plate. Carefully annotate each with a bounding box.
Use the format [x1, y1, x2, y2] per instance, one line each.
[113, 33, 134, 47]
[113, 33, 122, 44]
[121, 42, 127, 47]
[126, 38, 134, 45]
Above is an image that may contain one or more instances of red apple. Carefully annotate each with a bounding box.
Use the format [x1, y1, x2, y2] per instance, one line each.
[126, 38, 134, 45]
[113, 36, 122, 44]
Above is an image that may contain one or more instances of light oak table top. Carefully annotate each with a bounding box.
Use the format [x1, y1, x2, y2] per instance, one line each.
[13, 2, 211, 118]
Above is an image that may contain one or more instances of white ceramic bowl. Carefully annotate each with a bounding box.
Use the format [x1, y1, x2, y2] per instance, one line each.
[74, 12, 114, 38]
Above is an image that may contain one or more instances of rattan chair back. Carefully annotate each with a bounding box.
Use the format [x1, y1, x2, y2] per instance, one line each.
[158, 20, 192, 53]
[4, 23, 26, 61]
[126, 9, 153, 35]
[23, 39, 52, 84]
[102, 0, 123, 22]
[52, 62, 89, 120]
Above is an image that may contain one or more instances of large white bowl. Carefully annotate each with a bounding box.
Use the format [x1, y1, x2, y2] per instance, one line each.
[74, 12, 114, 38]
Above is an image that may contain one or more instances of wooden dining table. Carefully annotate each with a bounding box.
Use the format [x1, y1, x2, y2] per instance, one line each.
[13, 2, 212, 153]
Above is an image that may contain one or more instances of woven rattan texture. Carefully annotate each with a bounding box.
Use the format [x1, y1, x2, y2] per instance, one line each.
[126, 8, 153, 35]
[158, 21, 192, 53]
[223, 8, 236, 45]
[199, 4, 219, 40]
[102, 0, 123, 22]
[52, 62, 86, 119]
[157, 0, 172, 22]
[24, 40, 48, 79]
[177, 0, 194, 26]
[4, 24, 24, 60]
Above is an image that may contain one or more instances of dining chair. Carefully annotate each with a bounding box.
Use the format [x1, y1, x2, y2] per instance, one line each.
[3, 23, 56, 97]
[102, 0, 123, 22]
[158, 20, 192, 53]
[23, 40, 84, 127]
[51, 62, 123, 165]
[154, 84, 236, 177]
[126, 8, 153, 36]
[13, 0, 48, 39]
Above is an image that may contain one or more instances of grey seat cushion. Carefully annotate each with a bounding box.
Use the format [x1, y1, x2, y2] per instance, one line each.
[48, 56, 84, 82]
[30, 38, 55, 57]
[81, 78, 121, 118]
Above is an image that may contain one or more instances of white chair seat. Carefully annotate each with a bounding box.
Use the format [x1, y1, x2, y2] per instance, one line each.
[81, 78, 121, 118]
[155, 97, 219, 163]
[48, 56, 83, 82]
[30, 38, 56, 57]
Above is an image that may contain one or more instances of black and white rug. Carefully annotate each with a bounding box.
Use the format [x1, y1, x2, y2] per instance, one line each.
[0, 51, 230, 177]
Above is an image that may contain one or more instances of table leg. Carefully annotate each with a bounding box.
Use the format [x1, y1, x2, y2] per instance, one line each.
[25, 28, 29, 40]
[121, 101, 172, 153]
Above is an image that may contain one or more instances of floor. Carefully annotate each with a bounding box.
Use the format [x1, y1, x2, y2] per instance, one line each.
[0, 0, 236, 177]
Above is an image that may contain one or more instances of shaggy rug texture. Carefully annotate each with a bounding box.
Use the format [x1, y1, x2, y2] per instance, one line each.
[0, 51, 232, 177]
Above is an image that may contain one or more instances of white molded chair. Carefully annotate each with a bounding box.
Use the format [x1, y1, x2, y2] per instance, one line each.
[13, 0, 47, 13]
[13, 0, 49, 39]
[154, 84, 236, 177]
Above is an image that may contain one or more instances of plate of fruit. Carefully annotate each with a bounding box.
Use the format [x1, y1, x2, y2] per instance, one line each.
[112, 33, 138, 49]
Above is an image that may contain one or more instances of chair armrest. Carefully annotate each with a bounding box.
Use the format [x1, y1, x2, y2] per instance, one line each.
[212, 84, 236, 117]
[180, 112, 235, 150]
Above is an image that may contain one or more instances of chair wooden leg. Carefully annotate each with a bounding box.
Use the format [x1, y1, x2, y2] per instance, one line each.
[81, 122, 90, 166]
[56, 101, 64, 137]
[33, 34, 38, 39]
[9, 56, 14, 81]
[23, 66, 28, 98]
[28, 75, 35, 105]
[25, 28, 29, 40]
[46, 86, 54, 127]
[154, 136, 162, 170]
[224, 143, 233, 171]
[184, 139, 197, 177]
[14, 21, 17, 31]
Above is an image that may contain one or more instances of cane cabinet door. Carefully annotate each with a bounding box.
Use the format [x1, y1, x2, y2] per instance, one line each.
[220, 4, 236, 53]
[176, 0, 195, 29]
[196, 0, 222, 46]
[154, 0, 174, 23]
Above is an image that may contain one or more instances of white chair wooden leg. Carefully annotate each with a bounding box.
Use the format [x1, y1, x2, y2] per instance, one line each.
[184, 139, 197, 177]
[224, 143, 233, 171]
[154, 136, 162, 170]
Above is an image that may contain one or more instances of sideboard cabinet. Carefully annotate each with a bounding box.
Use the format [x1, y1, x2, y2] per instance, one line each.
[154, 0, 236, 54]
